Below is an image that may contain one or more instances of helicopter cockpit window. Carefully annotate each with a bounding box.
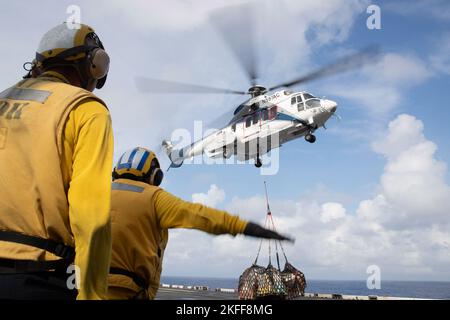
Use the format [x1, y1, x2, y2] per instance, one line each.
[291, 96, 296, 105]
[250, 102, 259, 111]
[305, 98, 321, 109]
[234, 104, 245, 115]
[303, 93, 315, 100]
[297, 95, 304, 112]
[245, 117, 252, 128]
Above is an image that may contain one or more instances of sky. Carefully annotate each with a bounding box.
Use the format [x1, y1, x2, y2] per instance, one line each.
[1, 0, 449, 282]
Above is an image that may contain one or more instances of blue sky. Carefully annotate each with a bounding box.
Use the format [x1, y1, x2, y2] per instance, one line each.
[1, 0, 449, 281]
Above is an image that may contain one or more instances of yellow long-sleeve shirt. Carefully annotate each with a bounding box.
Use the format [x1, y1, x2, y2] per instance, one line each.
[44, 72, 114, 299]
[63, 98, 114, 300]
[155, 191, 247, 234]
[108, 179, 248, 299]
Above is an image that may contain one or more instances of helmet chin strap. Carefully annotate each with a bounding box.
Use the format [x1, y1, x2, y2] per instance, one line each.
[73, 59, 94, 90]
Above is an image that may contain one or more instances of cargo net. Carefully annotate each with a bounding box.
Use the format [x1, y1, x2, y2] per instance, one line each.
[238, 183, 306, 300]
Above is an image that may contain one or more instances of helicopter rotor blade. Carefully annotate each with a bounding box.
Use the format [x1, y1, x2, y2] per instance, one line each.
[269, 46, 381, 91]
[209, 3, 259, 86]
[135, 77, 246, 95]
[204, 110, 232, 130]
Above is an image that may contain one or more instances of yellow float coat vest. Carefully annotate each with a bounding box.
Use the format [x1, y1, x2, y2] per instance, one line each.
[108, 179, 164, 299]
[0, 76, 106, 261]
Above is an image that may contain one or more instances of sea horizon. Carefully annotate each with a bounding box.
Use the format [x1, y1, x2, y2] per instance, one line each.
[161, 275, 450, 299]
[163, 274, 450, 283]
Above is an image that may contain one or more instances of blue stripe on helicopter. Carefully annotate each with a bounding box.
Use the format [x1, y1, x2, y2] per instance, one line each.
[276, 113, 300, 122]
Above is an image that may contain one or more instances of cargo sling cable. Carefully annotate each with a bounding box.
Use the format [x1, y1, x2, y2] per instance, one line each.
[238, 182, 306, 300]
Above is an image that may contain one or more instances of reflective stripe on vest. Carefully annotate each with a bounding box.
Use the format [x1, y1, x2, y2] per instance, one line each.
[0, 87, 52, 103]
[112, 182, 145, 193]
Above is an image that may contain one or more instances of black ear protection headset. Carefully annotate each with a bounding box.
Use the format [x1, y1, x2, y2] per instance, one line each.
[85, 32, 109, 89]
[147, 158, 164, 187]
[32, 32, 109, 89]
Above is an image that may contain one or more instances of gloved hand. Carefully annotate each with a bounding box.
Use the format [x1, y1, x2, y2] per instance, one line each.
[243, 222, 295, 243]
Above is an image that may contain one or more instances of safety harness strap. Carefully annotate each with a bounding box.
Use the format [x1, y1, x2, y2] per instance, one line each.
[0, 230, 75, 260]
[109, 267, 148, 290]
[0, 257, 72, 273]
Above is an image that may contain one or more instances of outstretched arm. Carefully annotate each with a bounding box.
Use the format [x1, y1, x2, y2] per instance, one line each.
[155, 190, 245, 235]
[154, 190, 293, 242]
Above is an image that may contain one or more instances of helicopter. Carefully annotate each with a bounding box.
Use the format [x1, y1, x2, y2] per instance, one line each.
[157, 85, 337, 168]
[136, 4, 378, 168]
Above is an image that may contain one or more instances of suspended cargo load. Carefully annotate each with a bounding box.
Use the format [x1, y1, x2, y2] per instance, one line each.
[281, 262, 306, 299]
[238, 265, 265, 300]
[239, 264, 289, 299]
[238, 182, 306, 300]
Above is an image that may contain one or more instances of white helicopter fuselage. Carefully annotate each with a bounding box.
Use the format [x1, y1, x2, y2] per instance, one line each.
[164, 89, 337, 167]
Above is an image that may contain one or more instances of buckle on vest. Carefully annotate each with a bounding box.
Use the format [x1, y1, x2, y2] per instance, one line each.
[54, 244, 74, 260]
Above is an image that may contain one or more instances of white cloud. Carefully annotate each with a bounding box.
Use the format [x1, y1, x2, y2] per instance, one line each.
[106, 0, 244, 32]
[372, 114, 426, 158]
[367, 114, 450, 228]
[163, 114, 450, 280]
[366, 54, 431, 86]
[259, 0, 368, 80]
[328, 53, 432, 115]
[192, 184, 226, 207]
[320, 202, 346, 223]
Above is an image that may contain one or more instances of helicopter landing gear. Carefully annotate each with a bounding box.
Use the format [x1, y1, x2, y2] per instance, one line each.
[305, 133, 316, 143]
[255, 158, 262, 168]
[255, 138, 263, 168]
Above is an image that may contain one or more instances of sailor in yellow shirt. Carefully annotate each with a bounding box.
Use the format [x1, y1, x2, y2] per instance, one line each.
[0, 23, 113, 300]
[108, 148, 293, 299]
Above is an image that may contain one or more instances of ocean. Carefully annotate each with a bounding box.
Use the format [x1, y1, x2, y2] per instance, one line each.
[160, 276, 450, 299]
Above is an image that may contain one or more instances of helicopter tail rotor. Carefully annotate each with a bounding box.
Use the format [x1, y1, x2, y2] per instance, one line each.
[162, 140, 184, 169]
